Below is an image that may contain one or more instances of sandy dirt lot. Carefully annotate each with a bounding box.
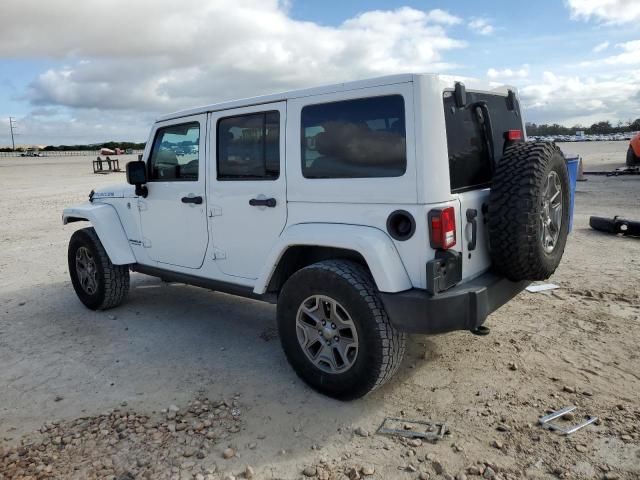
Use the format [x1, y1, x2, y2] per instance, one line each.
[1, 143, 639, 480]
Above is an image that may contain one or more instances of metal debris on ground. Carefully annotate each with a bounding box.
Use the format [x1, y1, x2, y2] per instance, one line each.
[589, 216, 640, 237]
[376, 417, 447, 442]
[538, 406, 598, 435]
[526, 283, 560, 293]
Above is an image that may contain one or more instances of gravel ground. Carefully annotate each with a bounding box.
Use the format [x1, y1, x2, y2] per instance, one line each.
[0, 143, 639, 480]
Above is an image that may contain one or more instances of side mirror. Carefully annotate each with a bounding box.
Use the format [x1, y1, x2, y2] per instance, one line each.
[126, 161, 148, 197]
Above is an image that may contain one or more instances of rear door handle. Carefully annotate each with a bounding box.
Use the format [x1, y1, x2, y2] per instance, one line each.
[181, 196, 203, 204]
[249, 198, 276, 208]
[466, 209, 478, 251]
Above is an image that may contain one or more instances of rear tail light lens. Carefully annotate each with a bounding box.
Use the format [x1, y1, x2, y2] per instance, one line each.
[429, 207, 456, 249]
[506, 129, 522, 141]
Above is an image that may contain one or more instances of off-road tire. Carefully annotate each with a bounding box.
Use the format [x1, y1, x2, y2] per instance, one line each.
[488, 142, 570, 281]
[68, 227, 130, 310]
[627, 146, 639, 166]
[277, 260, 406, 400]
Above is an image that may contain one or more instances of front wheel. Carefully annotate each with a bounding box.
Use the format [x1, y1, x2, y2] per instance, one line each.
[68, 227, 130, 310]
[277, 260, 406, 400]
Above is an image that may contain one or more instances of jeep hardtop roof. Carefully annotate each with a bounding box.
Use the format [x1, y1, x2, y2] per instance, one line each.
[156, 73, 513, 123]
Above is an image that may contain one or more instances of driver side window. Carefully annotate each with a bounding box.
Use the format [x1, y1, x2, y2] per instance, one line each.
[148, 122, 200, 181]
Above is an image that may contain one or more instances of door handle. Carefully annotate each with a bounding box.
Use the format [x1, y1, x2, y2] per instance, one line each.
[466, 209, 478, 251]
[249, 197, 276, 208]
[181, 196, 203, 205]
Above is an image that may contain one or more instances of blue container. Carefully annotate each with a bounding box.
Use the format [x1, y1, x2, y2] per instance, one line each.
[565, 156, 579, 232]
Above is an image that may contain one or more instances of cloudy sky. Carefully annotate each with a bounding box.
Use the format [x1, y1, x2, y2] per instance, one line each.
[0, 0, 639, 146]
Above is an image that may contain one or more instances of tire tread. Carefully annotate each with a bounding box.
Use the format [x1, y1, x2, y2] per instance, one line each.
[488, 141, 569, 281]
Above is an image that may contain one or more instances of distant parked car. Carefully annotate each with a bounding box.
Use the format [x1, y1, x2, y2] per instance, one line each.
[20, 149, 42, 157]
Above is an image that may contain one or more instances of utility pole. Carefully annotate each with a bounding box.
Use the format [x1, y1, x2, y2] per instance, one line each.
[9, 117, 17, 151]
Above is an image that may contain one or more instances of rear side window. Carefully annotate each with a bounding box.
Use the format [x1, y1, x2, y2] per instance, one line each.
[444, 91, 522, 192]
[148, 122, 200, 181]
[301, 95, 406, 178]
[217, 111, 280, 180]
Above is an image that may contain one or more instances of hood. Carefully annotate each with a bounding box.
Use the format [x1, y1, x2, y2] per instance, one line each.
[91, 184, 136, 200]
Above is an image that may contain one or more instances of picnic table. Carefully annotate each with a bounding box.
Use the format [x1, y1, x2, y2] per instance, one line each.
[93, 156, 121, 174]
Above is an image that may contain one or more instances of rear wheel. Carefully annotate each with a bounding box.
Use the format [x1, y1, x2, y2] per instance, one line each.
[488, 142, 570, 281]
[277, 260, 406, 400]
[68, 227, 130, 310]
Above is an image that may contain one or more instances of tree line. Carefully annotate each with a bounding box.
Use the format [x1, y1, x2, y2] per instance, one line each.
[526, 118, 640, 136]
[3, 118, 640, 153]
[0, 141, 146, 153]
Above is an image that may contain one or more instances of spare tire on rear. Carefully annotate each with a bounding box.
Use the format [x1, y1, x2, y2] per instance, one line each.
[488, 142, 570, 281]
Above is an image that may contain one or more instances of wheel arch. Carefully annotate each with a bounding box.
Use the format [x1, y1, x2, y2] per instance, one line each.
[63, 203, 136, 265]
[254, 223, 412, 295]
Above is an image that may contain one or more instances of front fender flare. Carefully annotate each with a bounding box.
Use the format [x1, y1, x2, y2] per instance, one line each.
[254, 223, 412, 294]
[62, 202, 136, 265]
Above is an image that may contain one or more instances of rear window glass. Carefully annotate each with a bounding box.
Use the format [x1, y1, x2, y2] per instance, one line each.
[443, 91, 522, 192]
[301, 95, 406, 178]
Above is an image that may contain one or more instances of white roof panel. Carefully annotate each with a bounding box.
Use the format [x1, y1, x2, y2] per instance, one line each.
[156, 73, 425, 122]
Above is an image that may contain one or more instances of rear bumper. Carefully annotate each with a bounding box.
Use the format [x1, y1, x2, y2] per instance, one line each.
[379, 272, 529, 334]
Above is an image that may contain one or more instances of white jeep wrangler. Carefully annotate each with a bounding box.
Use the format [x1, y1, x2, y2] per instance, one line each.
[63, 74, 571, 400]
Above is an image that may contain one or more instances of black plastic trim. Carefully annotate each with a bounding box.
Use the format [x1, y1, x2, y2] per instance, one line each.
[379, 272, 529, 334]
[426, 250, 462, 294]
[131, 264, 277, 304]
[454, 82, 467, 108]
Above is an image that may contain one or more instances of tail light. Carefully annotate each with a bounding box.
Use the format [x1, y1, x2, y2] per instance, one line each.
[505, 129, 522, 141]
[429, 207, 456, 249]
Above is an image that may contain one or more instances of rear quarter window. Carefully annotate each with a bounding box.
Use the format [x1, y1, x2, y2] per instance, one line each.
[301, 95, 407, 179]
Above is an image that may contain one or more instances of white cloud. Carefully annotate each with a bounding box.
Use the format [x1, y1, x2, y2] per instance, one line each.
[567, 0, 640, 24]
[0, 1, 466, 115]
[592, 41, 610, 53]
[519, 70, 640, 124]
[580, 39, 640, 67]
[468, 18, 494, 35]
[424, 9, 462, 25]
[487, 65, 530, 80]
[0, 1, 467, 143]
